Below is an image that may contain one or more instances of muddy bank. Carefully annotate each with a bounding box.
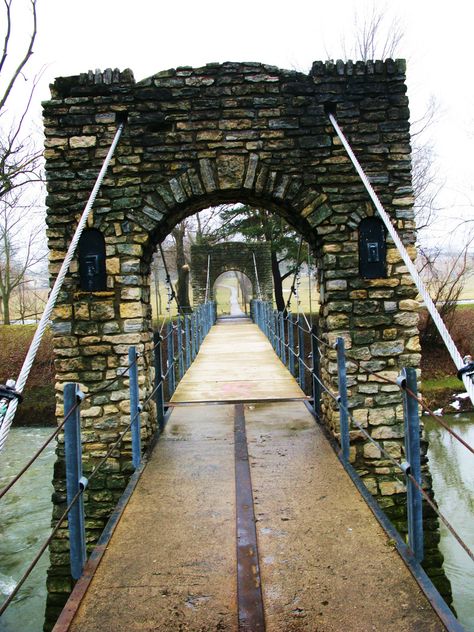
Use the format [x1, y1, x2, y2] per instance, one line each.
[0, 325, 56, 427]
[422, 386, 473, 416]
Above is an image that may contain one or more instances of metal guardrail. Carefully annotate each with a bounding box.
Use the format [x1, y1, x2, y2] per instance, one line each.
[251, 298, 473, 630]
[0, 301, 216, 614]
[251, 298, 474, 570]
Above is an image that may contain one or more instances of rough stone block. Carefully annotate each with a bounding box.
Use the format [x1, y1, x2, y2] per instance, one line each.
[217, 155, 245, 189]
[70, 136, 96, 148]
[379, 480, 406, 495]
[326, 279, 347, 291]
[90, 302, 115, 321]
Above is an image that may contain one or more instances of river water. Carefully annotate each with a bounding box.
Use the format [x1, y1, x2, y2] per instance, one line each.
[0, 417, 473, 631]
[424, 412, 474, 631]
[0, 428, 55, 632]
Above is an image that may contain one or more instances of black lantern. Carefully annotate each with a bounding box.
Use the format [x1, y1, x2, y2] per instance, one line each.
[358, 217, 387, 279]
[78, 229, 107, 291]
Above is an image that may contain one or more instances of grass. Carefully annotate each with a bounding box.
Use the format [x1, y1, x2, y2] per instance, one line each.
[0, 325, 56, 426]
[421, 376, 463, 392]
[215, 286, 231, 315]
[282, 275, 319, 314]
[460, 273, 474, 300]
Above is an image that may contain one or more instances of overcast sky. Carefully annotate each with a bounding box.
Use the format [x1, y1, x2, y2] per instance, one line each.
[3, 0, 474, 247]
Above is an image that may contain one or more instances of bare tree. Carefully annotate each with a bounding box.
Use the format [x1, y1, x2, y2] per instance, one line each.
[418, 240, 474, 345]
[0, 0, 46, 324]
[171, 221, 192, 313]
[347, 4, 404, 62]
[0, 0, 43, 196]
[0, 193, 46, 323]
[0, 1, 37, 109]
[338, 3, 442, 239]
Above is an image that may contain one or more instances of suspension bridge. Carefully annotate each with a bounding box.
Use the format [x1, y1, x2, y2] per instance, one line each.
[50, 315, 452, 631]
[1, 60, 473, 631]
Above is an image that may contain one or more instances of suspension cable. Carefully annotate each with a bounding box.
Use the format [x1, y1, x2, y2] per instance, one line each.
[285, 236, 304, 313]
[204, 254, 211, 303]
[328, 112, 474, 406]
[252, 251, 262, 300]
[0, 122, 125, 456]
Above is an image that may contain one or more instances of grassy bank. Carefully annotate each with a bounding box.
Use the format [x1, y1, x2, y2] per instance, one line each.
[0, 325, 56, 426]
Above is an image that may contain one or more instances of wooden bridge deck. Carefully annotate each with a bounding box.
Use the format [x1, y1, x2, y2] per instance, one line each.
[171, 317, 306, 403]
[58, 320, 446, 631]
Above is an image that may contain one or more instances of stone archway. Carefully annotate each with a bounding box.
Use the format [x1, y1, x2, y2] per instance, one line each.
[190, 242, 273, 306]
[44, 57, 418, 517]
[43, 60, 429, 619]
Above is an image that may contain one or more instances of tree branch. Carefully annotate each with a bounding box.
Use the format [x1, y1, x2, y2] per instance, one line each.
[0, 0, 37, 112]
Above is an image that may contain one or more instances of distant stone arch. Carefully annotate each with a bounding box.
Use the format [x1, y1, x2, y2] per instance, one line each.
[191, 242, 273, 305]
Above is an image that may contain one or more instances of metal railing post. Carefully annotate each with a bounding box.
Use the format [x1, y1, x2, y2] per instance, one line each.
[298, 314, 306, 392]
[184, 315, 191, 370]
[128, 346, 141, 469]
[197, 306, 203, 347]
[335, 337, 350, 461]
[265, 302, 270, 339]
[167, 321, 175, 396]
[277, 310, 281, 358]
[272, 310, 278, 351]
[401, 367, 424, 562]
[268, 307, 273, 345]
[288, 312, 295, 375]
[153, 332, 165, 433]
[191, 312, 197, 361]
[311, 324, 321, 420]
[64, 382, 87, 580]
[280, 312, 286, 365]
[177, 316, 184, 380]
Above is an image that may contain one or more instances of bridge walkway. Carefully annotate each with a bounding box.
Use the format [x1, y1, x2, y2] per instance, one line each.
[62, 319, 445, 631]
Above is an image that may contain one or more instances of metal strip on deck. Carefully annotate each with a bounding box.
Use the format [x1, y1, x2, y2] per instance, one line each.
[234, 403, 266, 631]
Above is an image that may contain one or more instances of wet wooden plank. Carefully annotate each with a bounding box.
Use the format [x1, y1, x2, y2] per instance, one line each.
[171, 320, 305, 403]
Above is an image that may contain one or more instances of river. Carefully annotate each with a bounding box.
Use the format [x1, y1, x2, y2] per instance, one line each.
[424, 411, 474, 631]
[0, 428, 55, 632]
[0, 417, 473, 631]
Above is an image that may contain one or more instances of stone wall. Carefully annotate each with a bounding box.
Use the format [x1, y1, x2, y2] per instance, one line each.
[42, 60, 450, 625]
[191, 242, 273, 305]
